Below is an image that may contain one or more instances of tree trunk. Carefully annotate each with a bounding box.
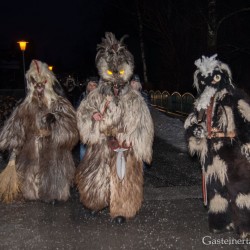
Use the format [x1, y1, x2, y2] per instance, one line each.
[207, 0, 217, 53]
[136, 0, 148, 85]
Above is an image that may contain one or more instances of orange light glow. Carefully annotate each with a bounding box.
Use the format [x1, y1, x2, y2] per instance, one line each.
[17, 41, 28, 51]
[48, 66, 53, 71]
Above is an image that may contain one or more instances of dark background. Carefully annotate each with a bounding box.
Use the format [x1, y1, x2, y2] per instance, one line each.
[0, 0, 250, 94]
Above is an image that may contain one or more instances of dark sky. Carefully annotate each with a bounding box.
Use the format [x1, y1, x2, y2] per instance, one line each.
[1, 0, 250, 92]
[1, 0, 113, 72]
[0, 1, 137, 70]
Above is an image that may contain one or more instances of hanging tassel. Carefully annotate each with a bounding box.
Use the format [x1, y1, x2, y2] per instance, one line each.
[0, 151, 20, 203]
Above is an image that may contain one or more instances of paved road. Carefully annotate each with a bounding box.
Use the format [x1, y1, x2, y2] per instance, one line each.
[0, 136, 248, 250]
[0, 107, 248, 249]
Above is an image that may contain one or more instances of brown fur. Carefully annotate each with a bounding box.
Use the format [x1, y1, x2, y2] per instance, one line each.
[76, 33, 153, 219]
[0, 60, 79, 203]
[110, 150, 143, 218]
[76, 139, 111, 211]
[76, 86, 153, 219]
[0, 158, 20, 203]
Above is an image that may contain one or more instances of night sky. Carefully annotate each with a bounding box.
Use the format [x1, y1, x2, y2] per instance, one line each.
[1, 0, 112, 72]
[1, 0, 250, 93]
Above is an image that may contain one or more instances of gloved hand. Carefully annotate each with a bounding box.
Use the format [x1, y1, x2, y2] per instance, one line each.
[241, 143, 250, 161]
[92, 112, 103, 121]
[193, 125, 205, 139]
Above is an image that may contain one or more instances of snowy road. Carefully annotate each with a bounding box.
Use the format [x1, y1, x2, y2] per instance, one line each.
[150, 107, 187, 152]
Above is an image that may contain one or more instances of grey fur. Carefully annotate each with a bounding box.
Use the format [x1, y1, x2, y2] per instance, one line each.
[76, 33, 154, 219]
[0, 60, 79, 202]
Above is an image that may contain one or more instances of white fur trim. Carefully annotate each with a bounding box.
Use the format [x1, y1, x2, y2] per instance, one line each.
[194, 86, 216, 111]
[206, 155, 228, 186]
[209, 194, 228, 213]
[236, 193, 250, 209]
[184, 113, 197, 129]
[241, 143, 250, 159]
[238, 99, 250, 122]
[213, 141, 223, 151]
[188, 136, 207, 165]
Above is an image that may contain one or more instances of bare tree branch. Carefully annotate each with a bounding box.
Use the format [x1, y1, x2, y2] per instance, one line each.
[217, 7, 250, 33]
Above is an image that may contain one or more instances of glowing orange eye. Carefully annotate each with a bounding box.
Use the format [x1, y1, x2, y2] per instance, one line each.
[119, 70, 125, 75]
[107, 70, 113, 75]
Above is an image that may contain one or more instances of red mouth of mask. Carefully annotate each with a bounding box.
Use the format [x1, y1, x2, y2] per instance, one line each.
[34, 82, 46, 95]
[113, 87, 119, 96]
[112, 83, 119, 96]
[36, 85, 44, 93]
[33, 79, 47, 94]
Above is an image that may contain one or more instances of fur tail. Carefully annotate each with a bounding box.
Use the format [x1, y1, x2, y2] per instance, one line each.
[0, 157, 20, 203]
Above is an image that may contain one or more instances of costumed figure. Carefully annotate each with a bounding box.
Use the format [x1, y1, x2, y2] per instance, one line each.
[76, 32, 154, 223]
[184, 54, 250, 238]
[0, 60, 79, 203]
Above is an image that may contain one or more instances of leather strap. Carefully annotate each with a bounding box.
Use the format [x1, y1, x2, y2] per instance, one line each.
[206, 96, 214, 138]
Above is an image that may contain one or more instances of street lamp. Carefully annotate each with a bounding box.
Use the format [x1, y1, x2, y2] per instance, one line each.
[48, 66, 53, 71]
[17, 41, 28, 91]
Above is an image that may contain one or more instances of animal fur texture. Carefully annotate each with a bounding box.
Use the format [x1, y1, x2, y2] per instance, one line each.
[76, 32, 154, 219]
[184, 54, 250, 238]
[0, 60, 79, 203]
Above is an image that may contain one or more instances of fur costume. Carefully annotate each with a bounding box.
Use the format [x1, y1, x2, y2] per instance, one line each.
[0, 60, 79, 203]
[76, 32, 154, 222]
[184, 54, 250, 238]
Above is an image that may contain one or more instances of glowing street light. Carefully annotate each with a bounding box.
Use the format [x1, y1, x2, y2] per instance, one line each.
[48, 66, 53, 71]
[17, 41, 28, 51]
[17, 41, 28, 90]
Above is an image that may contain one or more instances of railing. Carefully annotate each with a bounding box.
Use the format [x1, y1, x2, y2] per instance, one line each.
[0, 89, 195, 126]
[148, 90, 195, 115]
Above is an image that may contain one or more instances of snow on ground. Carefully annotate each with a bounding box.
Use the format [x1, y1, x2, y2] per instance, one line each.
[150, 107, 187, 152]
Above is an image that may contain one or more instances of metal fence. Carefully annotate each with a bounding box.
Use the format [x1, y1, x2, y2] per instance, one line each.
[148, 90, 195, 115]
[0, 88, 195, 122]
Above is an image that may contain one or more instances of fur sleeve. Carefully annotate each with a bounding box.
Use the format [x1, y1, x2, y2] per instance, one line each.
[77, 90, 104, 144]
[51, 98, 79, 149]
[184, 112, 208, 164]
[234, 90, 250, 154]
[237, 99, 250, 122]
[0, 104, 26, 151]
[118, 93, 154, 163]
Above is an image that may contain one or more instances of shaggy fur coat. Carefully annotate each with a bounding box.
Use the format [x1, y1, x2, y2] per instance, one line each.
[76, 83, 153, 218]
[184, 55, 250, 238]
[76, 33, 154, 219]
[0, 60, 79, 202]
